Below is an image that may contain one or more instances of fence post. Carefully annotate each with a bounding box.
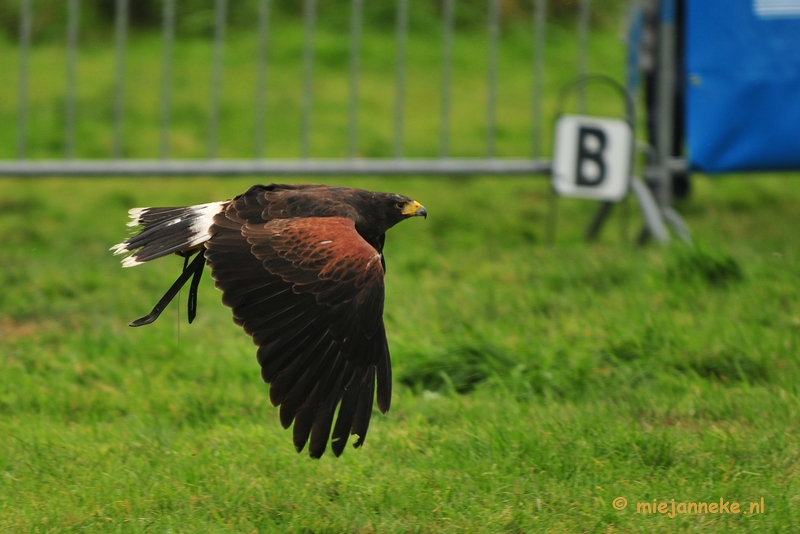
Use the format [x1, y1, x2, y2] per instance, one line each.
[440, 0, 454, 158]
[486, 0, 499, 158]
[655, 0, 676, 207]
[16, 0, 32, 159]
[159, 0, 175, 159]
[208, 0, 228, 159]
[532, 0, 546, 159]
[254, 0, 271, 159]
[113, 0, 129, 159]
[393, 0, 408, 158]
[348, 0, 363, 159]
[301, 0, 316, 159]
[65, 0, 80, 159]
[576, 0, 590, 114]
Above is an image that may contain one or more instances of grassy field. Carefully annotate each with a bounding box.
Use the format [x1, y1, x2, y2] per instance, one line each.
[5, 174, 800, 533]
[2, 11, 800, 534]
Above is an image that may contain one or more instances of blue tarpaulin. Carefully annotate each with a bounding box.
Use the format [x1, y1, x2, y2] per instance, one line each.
[686, 0, 800, 172]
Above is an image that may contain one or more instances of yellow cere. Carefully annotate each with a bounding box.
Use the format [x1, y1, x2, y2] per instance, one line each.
[401, 200, 422, 216]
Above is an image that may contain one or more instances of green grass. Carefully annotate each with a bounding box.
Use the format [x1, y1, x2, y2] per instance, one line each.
[2, 15, 800, 534]
[3, 175, 800, 532]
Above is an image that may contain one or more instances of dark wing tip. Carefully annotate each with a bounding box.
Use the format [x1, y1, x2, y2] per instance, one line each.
[208, 210, 395, 458]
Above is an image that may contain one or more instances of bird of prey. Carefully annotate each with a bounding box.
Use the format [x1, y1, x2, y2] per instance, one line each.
[112, 183, 427, 458]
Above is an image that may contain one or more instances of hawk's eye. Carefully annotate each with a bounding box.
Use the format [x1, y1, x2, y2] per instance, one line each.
[395, 202, 404, 210]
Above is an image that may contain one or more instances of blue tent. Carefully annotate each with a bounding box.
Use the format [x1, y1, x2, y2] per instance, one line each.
[686, 1, 800, 172]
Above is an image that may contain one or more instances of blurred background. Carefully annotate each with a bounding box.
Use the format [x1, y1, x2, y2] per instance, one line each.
[0, 0, 629, 161]
[2, 1, 800, 531]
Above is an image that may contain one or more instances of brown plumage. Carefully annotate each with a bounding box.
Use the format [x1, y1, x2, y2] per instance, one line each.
[112, 184, 427, 458]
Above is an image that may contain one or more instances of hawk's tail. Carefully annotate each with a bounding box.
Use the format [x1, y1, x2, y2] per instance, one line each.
[111, 202, 226, 267]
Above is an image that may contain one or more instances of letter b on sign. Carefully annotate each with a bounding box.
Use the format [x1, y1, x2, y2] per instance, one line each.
[553, 115, 631, 201]
[576, 126, 607, 186]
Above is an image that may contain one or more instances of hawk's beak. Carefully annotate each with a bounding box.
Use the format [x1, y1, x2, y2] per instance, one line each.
[402, 200, 427, 219]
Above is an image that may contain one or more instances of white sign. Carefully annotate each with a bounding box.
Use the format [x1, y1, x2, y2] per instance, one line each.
[552, 115, 632, 202]
[754, 0, 800, 18]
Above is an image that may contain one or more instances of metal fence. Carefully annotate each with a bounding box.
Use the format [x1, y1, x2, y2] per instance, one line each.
[2, 0, 602, 177]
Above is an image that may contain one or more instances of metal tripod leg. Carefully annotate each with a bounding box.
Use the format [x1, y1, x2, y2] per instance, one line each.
[662, 205, 692, 244]
[585, 201, 614, 241]
[631, 177, 670, 243]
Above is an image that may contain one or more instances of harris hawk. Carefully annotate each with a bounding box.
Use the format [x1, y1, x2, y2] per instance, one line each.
[112, 183, 427, 458]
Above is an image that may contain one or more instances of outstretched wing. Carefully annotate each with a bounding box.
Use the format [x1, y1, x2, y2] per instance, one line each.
[205, 208, 392, 458]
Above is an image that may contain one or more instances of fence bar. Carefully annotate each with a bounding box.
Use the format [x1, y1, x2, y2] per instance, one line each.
[625, 0, 643, 93]
[65, 0, 80, 159]
[2, 0, 586, 181]
[113, 0, 128, 159]
[301, 0, 316, 159]
[254, 0, 270, 158]
[393, 0, 408, 158]
[486, 0, 499, 157]
[532, 0, 546, 158]
[0, 158, 552, 177]
[440, 0, 454, 157]
[16, 0, 32, 159]
[576, 0, 590, 113]
[159, 0, 175, 159]
[655, 0, 676, 206]
[348, 0, 363, 158]
[208, 0, 227, 159]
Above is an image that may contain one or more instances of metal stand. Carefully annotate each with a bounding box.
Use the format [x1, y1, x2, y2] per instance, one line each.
[638, 0, 692, 245]
[547, 72, 684, 245]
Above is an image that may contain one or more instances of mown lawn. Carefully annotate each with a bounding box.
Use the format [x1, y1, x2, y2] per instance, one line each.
[3, 173, 800, 532]
[1, 11, 800, 534]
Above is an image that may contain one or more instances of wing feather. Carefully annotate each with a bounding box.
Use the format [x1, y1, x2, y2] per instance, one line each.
[308, 360, 349, 458]
[331, 373, 363, 457]
[351, 368, 376, 448]
[204, 190, 391, 457]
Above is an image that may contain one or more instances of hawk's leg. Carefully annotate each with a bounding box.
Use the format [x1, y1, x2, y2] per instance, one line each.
[129, 250, 206, 327]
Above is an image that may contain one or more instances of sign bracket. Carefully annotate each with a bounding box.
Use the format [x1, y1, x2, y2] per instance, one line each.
[548, 74, 690, 245]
